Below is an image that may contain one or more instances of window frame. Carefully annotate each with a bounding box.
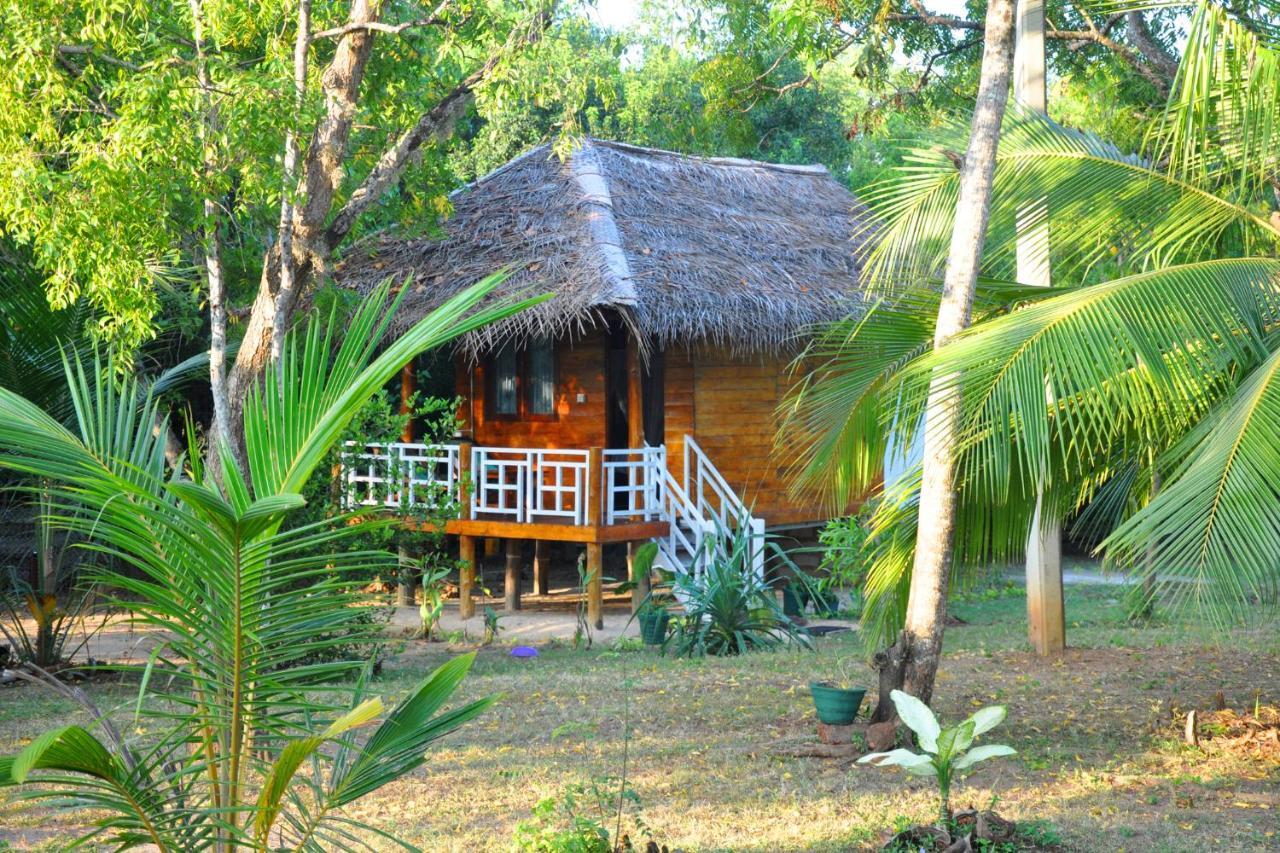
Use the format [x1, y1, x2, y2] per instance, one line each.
[484, 339, 558, 422]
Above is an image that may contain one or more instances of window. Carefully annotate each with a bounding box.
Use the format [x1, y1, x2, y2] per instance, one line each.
[486, 338, 557, 420]
[492, 345, 518, 416]
[528, 338, 555, 415]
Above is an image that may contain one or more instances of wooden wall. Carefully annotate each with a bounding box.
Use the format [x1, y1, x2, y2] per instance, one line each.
[664, 346, 827, 527]
[456, 331, 608, 449]
[456, 331, 833, 527]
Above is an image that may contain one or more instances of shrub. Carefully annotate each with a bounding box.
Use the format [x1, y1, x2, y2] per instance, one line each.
[0, 276, 534, 849]
[859, 690, 1016, 824]
[665, 525, 811, 657]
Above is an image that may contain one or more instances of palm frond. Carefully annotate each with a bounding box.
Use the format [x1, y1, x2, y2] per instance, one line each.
[857, 112, 1280, 290]
[1104, 344, 1280, 617]
[898, 258, 1280, 503]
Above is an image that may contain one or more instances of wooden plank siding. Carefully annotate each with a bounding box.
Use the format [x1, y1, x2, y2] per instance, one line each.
[457, 331, 608, 449]
[664, 346, 828, 527]
[456, 332, 833, 529]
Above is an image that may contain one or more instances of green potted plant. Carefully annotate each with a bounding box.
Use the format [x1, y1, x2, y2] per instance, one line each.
[637, 599, 671, 646]
[625, 543, 671, 646]
[808, 662, 866, 725]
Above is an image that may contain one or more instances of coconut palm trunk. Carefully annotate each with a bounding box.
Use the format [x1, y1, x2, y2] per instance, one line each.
[873, 0, 1018, 716]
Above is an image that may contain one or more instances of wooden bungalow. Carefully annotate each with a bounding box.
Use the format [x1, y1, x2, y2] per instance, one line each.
[337, 138, 872, 625]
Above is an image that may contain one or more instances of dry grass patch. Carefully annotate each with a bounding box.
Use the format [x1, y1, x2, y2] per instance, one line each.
[1, 584, 1277, 851]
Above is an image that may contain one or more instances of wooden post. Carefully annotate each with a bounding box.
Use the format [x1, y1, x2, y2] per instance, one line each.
[505, 538, 523, 611]
[626, 335, 644, 449]
[399, 362, 416, 442]
[628, 540, 650, 614]
[533, 540, 550, 596]
[1016, 0, 1065, 655]
[396, 544, 415, 607]
[587, 543, 604, 630]
[484, 537, 500, 558]
[587, 447, 604, 629]
[458, 442, 475, 619]
[459, 535, 476, 620]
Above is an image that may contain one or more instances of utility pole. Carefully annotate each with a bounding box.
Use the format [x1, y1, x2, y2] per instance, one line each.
[1016, 0, 1065, 655]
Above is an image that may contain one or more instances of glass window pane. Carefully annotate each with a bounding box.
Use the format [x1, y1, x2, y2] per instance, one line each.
[528, 338, 555, 414]
[493, 346, 517, 415]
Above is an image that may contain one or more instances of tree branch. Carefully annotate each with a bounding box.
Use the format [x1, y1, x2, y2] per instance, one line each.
[324, 1, 557, 250]
[56, 44, 141, 72]
[311, 3, 451, 40]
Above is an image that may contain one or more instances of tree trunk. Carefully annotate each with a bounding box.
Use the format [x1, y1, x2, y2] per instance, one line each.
[189, 0, 232, 457]
[217, 3, 555, 460]
[873, 0, 1017, 720]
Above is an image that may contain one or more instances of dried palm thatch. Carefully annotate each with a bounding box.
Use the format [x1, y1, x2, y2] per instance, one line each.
[337, 138, 874, 354]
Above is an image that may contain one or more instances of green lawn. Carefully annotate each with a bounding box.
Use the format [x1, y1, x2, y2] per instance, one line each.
[1, 583, 1278, 851]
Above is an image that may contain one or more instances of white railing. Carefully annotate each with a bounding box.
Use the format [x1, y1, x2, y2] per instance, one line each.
[684, 434, 753, 531]
[340, 437, 764, 580]
[471, 447, 590, 525]
[603, 446, 665, 525]
[342, 442, 460, 509]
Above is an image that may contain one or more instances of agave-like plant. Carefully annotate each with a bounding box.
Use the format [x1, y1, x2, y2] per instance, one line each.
[783, 0, 1280, 640]
[858, 689, 1015, 824]
[665, 525, 812, 657]
[0, 274, 538, 850]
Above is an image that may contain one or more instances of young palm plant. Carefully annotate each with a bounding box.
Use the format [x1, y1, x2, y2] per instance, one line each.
[0, 274, 538, 850]
[784, 0, 1280, 645]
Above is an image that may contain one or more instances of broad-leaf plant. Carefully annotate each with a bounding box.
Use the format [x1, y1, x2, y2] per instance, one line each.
[858, 689, 1015, 823]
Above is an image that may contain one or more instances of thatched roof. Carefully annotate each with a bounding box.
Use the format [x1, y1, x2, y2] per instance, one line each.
[337, 138, 874, 354]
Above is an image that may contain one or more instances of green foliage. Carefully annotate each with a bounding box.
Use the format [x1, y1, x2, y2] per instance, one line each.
[665, 527, 811, 658]
[859, 690, 1016, 824]
[512, 777, 646, 853]
[815, 508, 872, 594]
[0, 0, 583, 354]
[0, 275, 536, 849]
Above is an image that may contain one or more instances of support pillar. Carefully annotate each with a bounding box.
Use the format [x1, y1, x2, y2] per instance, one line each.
[396, 544, 415, 607]
[533, 540, 550, 596]
[459, 535, 476, 620]
[505, 539, 523, 611]
[399, 362, 416, 442]
[626, 334, 644, 449]
[484, 537, 500, 558]
[586, 447, 604, 629]
[587, 543, 604, 630]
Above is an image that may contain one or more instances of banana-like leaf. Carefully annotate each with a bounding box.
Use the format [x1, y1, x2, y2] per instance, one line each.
[952, 744, 1017, 772]
[857, 747, 937, 777]
[964, 705, 1007, 738]
[889, 689, 940, 753]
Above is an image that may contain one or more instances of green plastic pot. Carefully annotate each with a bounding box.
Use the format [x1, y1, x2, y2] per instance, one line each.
[639, 609, 670, 645]
[809, 681, 866, 725]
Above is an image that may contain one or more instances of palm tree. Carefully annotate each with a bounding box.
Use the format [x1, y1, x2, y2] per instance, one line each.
[783, 1, 1280, 662]
[0, 274, 539, 850]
